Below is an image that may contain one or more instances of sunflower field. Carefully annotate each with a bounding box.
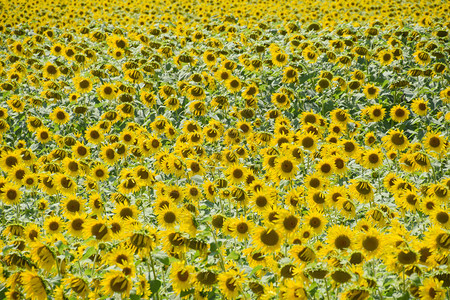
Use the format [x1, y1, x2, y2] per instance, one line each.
[0, 0, 449, 299]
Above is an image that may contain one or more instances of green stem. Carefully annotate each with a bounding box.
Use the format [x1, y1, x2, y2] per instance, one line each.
[325, 278, 331, 300]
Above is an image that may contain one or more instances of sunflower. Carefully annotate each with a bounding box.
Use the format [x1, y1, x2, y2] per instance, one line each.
[363, 83, 380, 99]
[225, 77, 242, 93]
[357, 228, 383, 258]
[0, 151, 21, 171]
[98, 83, 117, 100]
[1, 182, 22, 205]
[349, 179, 375, 203]
[170, 261, 196, 295]
[382, 129, 409, 151]
[42, 62, 60, 79]
[271, 93, 290, 109]
[365, 104, 385, 122]
[218, 269, 246, 300]
[21, 271, 47, 300]
[361, 148, 384, 169]
[378, 50, 394, 66]
[315, 158, 335, 177]
[423, 131, 446, 154]
[275, 155, 298, 180]
[7, 164, 28, 184]
[24, 223, 41, 243]
[54, 173, 77, 196]
[117, 177, 141, 194]
[303, 210, 328, 234]
[73, 77, 93, 94]
[419, 277, 445, 300]
[252, 226, 282, 253]
[327, 225, 354, 252]
[83, 217, 111, 245]
[102, 270, 132, 298]
[65, 213, 86, 238]
[61, 196, 85, 216]
[72, 142, 90, 159]
[390, 105, 410, 122]
[30, 242, 56, 272]
[44, 215, 63, 236]
[156, 206, 180, 229]
[225, 164, 247, 185]
[433, 209, 450, 229]
[411, 98, 429, 116]
[85, 127, 104, 145]
[298, 132, 318, 152]
[100, 145, 120, 165]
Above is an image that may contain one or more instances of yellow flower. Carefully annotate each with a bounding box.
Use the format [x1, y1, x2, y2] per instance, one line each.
[49, 107, 70, 125]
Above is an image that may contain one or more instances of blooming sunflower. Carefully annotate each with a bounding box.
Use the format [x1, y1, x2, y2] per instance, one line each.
[349, 179, 375, 203]
[363, 83, 380, 99]
[218, 269, 247, 300]
[1, 182, 22, 205]
[170, 261, 196, 295]
[327, 225, 354, 252]
[101, 270, 132, 298]
[411, 98, 429, 116]
[252, 226, 282, 253]
[390, 105, 410, 122]
[73, 77, 93, 94]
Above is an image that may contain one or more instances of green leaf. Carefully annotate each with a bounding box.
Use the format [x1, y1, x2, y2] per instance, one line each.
[226, 251, 239, 260]
[250, 265, 263, 276]
[180, 289, 194, 297]
[150, 280, 162, 294]
[81, 246, 96, 260]
[153, 252, 170, 266]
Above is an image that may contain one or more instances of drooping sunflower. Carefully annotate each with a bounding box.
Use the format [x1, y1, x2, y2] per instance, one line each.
[62, 275, 89, 298]
[30, 242, 56, 272]
[21, 271, 47, 300]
